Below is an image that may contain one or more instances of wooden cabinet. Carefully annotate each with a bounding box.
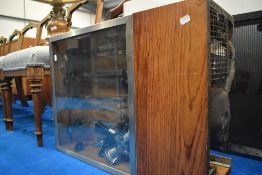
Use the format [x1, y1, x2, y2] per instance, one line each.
[50, 1, 209, 174]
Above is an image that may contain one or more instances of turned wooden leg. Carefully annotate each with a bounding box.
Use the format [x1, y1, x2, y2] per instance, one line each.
[40, 94, 46, 113]
[15, 77, 28, 107]
[1, 81, 8, 130]
[27, 65, 44, 147]
[0, 78, 13, 131]
[31, 80, 43, 146]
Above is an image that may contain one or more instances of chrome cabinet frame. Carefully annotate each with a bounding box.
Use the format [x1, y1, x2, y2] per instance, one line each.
[49, 16, 136, 175]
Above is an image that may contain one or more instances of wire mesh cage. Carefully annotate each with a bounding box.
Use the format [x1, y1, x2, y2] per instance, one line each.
[209, 2, 233, 87]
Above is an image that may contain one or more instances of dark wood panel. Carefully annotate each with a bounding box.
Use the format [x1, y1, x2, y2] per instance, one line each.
[133, 1, 209, 174]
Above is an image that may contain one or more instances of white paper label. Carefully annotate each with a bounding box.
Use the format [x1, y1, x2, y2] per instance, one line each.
[180, 15, 191, 25]
[54, 54, 57, 62]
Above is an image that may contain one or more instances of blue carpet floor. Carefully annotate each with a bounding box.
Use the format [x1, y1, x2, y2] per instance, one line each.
[0, 100, 262, 175]
[0, 100, 110, 175]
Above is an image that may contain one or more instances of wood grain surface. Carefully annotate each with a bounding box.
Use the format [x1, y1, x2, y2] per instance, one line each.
[4, 37, 46, 54]
[133, 1, 209, 174]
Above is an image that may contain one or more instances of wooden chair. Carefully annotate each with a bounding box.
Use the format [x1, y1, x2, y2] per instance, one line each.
[0, 14, 51, 146]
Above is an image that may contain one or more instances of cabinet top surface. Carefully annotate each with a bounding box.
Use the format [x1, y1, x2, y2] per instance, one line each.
[49, 16, 131, 43]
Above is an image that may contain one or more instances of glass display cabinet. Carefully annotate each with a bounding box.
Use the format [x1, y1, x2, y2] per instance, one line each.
[51, 22, 131, 175]
[50, 1, 209, 175]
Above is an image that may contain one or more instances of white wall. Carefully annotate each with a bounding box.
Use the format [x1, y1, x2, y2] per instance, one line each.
[1, 0, 261, 40]
[124, 0, 262, 16]
[124, 0, 184, 16]
[0, 0, 96, 39]
[214, 0, 262, 15]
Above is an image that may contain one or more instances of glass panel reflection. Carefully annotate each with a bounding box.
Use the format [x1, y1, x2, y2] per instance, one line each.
[52, 25, 129, 173]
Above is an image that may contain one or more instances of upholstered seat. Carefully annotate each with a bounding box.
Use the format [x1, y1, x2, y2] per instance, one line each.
[1, 46, 50, 71]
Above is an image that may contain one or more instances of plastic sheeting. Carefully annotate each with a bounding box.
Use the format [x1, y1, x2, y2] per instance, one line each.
[209, 87, 231, 150]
